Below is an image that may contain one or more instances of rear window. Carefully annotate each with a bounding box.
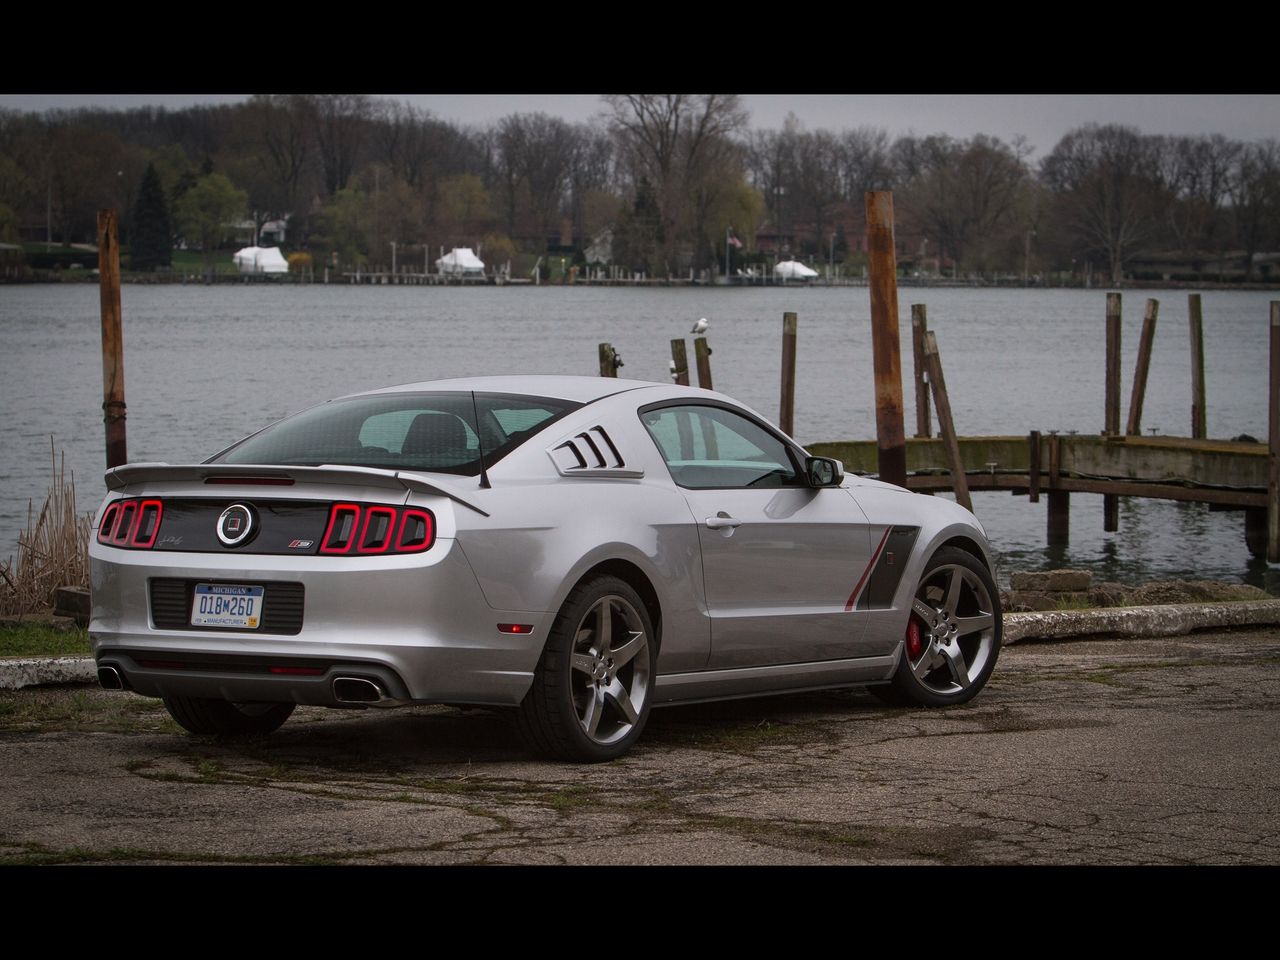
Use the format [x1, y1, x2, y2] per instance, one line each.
[214, 392, 579, 476]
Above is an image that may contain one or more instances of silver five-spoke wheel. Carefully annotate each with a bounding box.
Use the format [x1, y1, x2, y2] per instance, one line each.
[877, 547, 1002, 706]
[569, 594, 651, 746]
[517, 575, 657, 761]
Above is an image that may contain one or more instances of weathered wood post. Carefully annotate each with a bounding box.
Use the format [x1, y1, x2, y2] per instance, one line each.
[1028, 430, 1041, 503]
[923, 331, 972, 512]
[694, 337, 713, 390]
[97, 209, 127, 469]
[866, 191, 907, 487]
[1104, 292, 1122, 532]
[1125, 298, 1159, 436]
[670, 339, 690, 386]
[598, 342, 621, 378]
[779, 312, 797, 436]
[1269, 302, 1280, 563]
[1047, 432, 1069, 546]
[1190, 293, 1207, 439]
[911, 303, 932, 438]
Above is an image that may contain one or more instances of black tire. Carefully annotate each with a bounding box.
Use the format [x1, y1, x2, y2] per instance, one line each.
[874, 547, 1002, 707]
[516, 575, 656, 762]
[163, 695, 295, 737]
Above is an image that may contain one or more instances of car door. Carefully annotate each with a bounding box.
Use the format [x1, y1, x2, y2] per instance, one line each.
[639, 402, 878, 669]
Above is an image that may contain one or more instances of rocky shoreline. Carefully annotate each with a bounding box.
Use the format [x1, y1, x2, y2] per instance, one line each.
[1002, 569, 1269, 612]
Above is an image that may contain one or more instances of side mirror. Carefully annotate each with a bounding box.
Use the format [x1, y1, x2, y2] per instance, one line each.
[805, 456, 845, 487]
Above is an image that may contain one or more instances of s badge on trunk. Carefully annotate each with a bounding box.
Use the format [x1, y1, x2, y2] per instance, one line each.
[216, 503, 256, 546]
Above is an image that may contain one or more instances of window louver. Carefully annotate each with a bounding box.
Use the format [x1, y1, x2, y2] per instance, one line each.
[548, 425, 644, 479]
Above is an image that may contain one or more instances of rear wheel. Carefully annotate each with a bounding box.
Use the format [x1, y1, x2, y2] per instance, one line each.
[873, 547, 1001, 706]
[163, 695, 295, 737]
[516, 576, 655, 762]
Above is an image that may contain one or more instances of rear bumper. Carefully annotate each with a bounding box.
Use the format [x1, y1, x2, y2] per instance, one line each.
[88, 538, 551, 706]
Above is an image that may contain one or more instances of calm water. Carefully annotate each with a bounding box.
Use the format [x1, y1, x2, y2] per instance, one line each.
[2, 282, 1278, 589]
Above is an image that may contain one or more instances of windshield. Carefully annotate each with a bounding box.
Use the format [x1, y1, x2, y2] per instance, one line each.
[213, 392, 580, 476]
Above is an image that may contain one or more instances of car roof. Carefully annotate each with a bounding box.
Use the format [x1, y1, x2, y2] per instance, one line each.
[346, 375, 663, 405]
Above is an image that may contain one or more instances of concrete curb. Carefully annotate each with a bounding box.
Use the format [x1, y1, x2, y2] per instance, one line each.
[0, 657, 97, 691]
[2, 600, 1279, 690]
[1005, 599, 1280, 644]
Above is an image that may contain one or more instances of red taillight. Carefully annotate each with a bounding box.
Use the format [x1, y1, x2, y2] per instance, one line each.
[98, 497, 164, 549]
[497, 623, 534, 634]
[396, 509, 434, 553]
[321, 502, 435, 555]
[320, 503, 362, 554]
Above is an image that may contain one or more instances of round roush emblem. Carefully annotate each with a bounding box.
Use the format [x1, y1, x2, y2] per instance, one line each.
[216, 503, 256, 546]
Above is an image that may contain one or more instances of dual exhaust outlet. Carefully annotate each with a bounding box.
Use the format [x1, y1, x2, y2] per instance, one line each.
[97, 665, 398, 707]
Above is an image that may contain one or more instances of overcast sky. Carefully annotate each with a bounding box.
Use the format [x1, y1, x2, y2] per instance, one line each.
[3, 93, 1276, 159]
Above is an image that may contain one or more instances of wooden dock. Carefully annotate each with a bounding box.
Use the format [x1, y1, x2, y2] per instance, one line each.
[808, 433, 1272, 554]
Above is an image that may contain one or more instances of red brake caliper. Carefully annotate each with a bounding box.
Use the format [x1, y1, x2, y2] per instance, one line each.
[906, 616, 924, 660]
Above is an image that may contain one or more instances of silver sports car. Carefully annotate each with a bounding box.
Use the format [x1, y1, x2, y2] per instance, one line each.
[89, 375, 1002, 761]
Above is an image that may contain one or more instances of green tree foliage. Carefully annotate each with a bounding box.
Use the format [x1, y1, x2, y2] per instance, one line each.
[130, 162, 171, 269]
[173, 173, 247, 265]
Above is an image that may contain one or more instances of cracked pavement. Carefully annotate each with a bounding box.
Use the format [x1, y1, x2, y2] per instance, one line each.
[1, 626, 1277, 865]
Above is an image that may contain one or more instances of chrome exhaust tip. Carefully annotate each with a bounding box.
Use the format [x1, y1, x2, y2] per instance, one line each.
[97, 666, 124, 690]
[332, 676, 387, 704]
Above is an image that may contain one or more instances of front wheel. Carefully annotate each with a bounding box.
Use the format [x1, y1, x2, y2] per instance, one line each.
[163, 695, 295, 737]
[516, 576, 656, 762]
[875, 547, 1001, 706]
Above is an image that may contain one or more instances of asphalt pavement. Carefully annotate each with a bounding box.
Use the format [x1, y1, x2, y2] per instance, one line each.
[1, 625, 1277, 865]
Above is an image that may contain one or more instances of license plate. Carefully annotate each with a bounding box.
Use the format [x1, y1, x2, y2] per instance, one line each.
[191, 583, 264, 629]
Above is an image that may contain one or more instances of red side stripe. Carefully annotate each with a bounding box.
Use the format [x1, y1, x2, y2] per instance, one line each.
[845, 526, 893, 612]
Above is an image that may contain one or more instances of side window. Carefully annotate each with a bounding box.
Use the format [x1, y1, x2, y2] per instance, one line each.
[640, 405, 801, 489]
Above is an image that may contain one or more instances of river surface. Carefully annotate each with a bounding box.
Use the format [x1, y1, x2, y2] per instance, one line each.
[2, 283, 1277, 590]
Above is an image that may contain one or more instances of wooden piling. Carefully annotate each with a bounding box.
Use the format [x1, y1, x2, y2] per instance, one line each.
[1269, 302, 1280, 562]
[97, 209, 127, 469]
[1047, 433, 1069, 545]
[1104, 292, 1122, 532]
[670, 339, 690, 387]
[779, 312, 797, 436]
[1028, 430, 1041, 503]
[866, 191, 907, 487]
[911, 304, 932, 438]
[694, 337, 713, 390]
[923, 331, 972, 512]
[1190, 293, 1207, 439]
[598, 342, 619, 378]
[1125, 298, 1159, 436]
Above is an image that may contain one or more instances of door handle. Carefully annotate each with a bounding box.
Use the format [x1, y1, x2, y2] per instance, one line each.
[704, 512, 741, 530]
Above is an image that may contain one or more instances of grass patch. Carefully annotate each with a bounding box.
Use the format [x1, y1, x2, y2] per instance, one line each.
[0, 688, 174, 734]
[0, 623, 90, 658]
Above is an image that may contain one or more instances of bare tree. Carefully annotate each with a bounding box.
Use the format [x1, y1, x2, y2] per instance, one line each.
[1041, 124, 1169, 284]
[311, 94, 372, 196]
[604, 94, 749, 272]
[897, 134, 1030, 273]
[838, 126, 895, 200]
[1160, 133, 1240, 260]
[493, 113, 580, 243]
[790, 129, 843, 257]
[1229, 140, 1280, 280]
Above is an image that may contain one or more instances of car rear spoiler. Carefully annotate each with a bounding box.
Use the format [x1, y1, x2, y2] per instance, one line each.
[103, 463, 490, 517]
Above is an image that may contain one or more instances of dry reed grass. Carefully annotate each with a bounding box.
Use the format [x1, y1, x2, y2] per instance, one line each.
[0, 441, 93, 616]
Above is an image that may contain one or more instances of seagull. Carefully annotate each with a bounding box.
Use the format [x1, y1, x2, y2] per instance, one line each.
[691, 317, 709, 335]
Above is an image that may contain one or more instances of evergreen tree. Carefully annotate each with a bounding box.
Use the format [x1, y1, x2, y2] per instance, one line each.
[131, 163, 172, 270]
